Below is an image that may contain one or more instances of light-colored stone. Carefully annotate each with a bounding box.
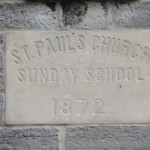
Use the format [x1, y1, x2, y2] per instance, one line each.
[5, 30, 150, 124]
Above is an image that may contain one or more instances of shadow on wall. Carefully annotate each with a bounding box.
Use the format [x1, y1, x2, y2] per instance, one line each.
[26, 0, 137, 3]
[25, 0, 138, 8]
[25, 0, 138, 26]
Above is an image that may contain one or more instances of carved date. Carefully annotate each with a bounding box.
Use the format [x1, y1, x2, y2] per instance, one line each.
[51, 98, 111, 117]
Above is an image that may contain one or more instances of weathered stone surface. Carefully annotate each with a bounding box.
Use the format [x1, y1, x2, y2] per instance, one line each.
[0, 2, 57, 29]
[115, 1, 150, 28]
[0, 34, 3, 45]
[0, 70, 4, 90]
[0, 95, 4, 124]
[5, 30, 150, 124]
[0, 34, 4, 70]
[60, 1, 112, 29]
[0, 50, 3, 70]
[0, 127, 58, 150]
[65, 125, 150, 149]
[0, 50, 4, 90]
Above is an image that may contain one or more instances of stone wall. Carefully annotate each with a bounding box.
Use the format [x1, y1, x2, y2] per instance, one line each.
[0, 0, 150, 149]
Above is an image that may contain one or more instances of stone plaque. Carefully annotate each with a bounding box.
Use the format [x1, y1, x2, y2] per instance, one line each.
[5, 30, 150, 124]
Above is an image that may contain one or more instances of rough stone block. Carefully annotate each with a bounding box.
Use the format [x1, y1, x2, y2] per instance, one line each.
[115, 1, 150, 28]
[0, 95, 4, 124]
[60, 1, 112, 29]
[65, 125, 150, 149]
[0, 50, 4, 90]
[0, 34, 3, 45]
[0, 2, 57, 29]
[0, 70, 3, 90]
[0, 50, 3, 70]
[0, 127, 59, 150]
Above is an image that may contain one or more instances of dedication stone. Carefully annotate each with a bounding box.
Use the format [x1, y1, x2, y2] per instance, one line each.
[5, 30, 150, 124]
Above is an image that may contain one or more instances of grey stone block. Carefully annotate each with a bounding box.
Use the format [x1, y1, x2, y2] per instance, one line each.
[0, 50, 4, 90]
[0, 95, 4, 125]
[0, 50, 3, 70]
[60, 1, 112, 29]
[115, 1, 150, 28]
[0, 2, 57, 29]
[65, 125, 150, 149]
[0, 70, 4, 90]
[0, 127, 59, 150]
[0, 34, 3, 45]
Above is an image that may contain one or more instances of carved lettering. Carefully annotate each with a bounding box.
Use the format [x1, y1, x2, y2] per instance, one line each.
[76, 99, 88, 116]
[70, 68, 78, 83]
[28, 68, 36, 82]
[39, 68, 47, 83]
[137, 67, 144, 81]
[91, 36, 100, 51]
[126, 68, 134, 81]
[131, 44, 141, 59]
[46, 38, 56, 54]
[102, 36, 110, 53]
[17, 69, 25, 82]
[141, 46, 150, 63]
[34, 41, 43, 57]
[110, 38, 122, 54]
[10, 34, 150, 64]
[49, 69, 58, 82]
[92, 99, 104, 115]
[20, 45, 30, 61]
[66, 36, 75, 51]
[106, 68, 114, 82]
[120, 40, 131, 57]
[6, 31, 150, 124]
[11, 49, 22, 64]
[85, 67, 145, 83]
[96, 68, 103, 82]
[62, 69, 69, 83]
[17, 68, 79, 84]
[51, 98, 110, 117]
[56, 36, 66, 52]
[60, 99, 71, 116]
[86, 69, 93, 82]
[117, 68, 124, 81]
[77, 35, 85, 51]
